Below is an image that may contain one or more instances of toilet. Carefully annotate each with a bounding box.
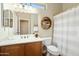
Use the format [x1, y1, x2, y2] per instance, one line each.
[42, 37, 60, 56]
[47, 45, 59, 56]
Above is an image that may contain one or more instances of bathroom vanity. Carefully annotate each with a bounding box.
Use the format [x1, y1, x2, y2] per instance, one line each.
[0, 41, 42, 56]
[0, 35, 45, 56]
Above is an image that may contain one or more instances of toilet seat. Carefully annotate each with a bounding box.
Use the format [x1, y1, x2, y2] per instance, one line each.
[47, 45, 59, 56]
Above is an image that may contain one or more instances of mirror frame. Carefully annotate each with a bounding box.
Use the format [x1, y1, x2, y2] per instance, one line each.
[41, 16, 51, 30]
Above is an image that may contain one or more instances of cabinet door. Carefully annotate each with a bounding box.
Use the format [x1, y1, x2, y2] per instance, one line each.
[24, 42, 42, 56]
[0, 44, 24, 56]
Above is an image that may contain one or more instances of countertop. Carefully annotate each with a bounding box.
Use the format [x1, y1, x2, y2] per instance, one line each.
[0, 35, 51, 46]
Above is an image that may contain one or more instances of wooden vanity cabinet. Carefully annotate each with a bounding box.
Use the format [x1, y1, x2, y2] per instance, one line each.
[0, 41, 43, 56]
[0, 44, 24, 56]
[24, 42, 42, 56]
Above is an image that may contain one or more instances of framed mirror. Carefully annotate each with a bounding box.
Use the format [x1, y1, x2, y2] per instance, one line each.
[41, 17, 51, 30]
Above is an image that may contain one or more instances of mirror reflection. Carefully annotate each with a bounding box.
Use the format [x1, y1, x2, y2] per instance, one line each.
[3, 3, 40, 35]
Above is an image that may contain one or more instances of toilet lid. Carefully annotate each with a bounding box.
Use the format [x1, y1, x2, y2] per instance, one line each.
[47, 45, 58, 52]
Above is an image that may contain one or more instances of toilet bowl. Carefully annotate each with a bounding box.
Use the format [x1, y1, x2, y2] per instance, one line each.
[47, 45, 59, 56]
[42, 37, 60, 56]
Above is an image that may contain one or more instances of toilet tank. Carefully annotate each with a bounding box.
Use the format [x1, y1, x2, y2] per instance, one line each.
[42, 37, 52, 46]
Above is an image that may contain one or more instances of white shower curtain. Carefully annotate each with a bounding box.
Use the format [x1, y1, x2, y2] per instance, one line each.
[53, 6, 79, 56]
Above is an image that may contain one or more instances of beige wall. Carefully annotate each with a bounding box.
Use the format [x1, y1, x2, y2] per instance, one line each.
[50, 3, 63, 16]
[38, 3, 62, 37]
[63, 3, 79, 11]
